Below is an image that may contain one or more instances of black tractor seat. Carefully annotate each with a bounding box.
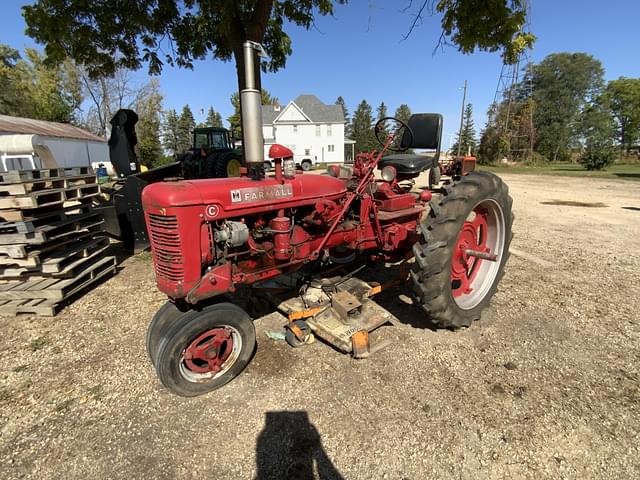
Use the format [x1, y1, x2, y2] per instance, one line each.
[379, 154, 438, 176]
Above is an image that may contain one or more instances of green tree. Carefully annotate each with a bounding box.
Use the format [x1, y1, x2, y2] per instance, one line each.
[228, 89, 278, 138]
[23, 1, 535, 91]
[0, 44, 81, 122]
[162, 109, 180, 158]
[135, 79, 164, 167]
[578, 101, 616, 170]
[602, 77, 640, 153]
[394, 104, 412, 125]
[205, 107, 224, 128]
[177, 105, 195, 154]
[451, 103, 477, 155]
[336, 96, 350, 136]
[531, 52, 605, 161]
[351, 100, 376, 154]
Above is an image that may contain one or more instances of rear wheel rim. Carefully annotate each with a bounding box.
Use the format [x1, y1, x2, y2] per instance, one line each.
[451, 199, 505, 310]
[227, 159, 241, 177]
[179, 326, 242, 382]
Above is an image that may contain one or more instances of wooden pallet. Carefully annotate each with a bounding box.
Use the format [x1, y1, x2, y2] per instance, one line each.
[0, 167, 92, 184]
[0, 202, 92, 223]
[0, 229, 95, 260]
[0, 183, 100, 209]
[0, 256, 117, 316]
[0, 255, 116, 303]
[0, 204, 92, 233]
[0, 211, 103, 245]
[0, 174, 96, 195]
[0, 236, 110, 277]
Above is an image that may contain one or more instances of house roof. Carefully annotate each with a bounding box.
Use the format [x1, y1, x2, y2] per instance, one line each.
[262, 94, 344, 125]
[0, 114, 106, 142]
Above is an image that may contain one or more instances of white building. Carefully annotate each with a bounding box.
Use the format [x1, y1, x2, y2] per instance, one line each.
[0, 114, 111, 173]
[262, 95, 354, 169]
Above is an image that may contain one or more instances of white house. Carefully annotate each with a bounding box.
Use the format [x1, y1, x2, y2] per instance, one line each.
[261, 95, 354, 169]
[0, 114, 111, 173]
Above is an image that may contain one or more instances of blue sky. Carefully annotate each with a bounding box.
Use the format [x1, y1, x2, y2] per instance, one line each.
[1, 1, 639, 149]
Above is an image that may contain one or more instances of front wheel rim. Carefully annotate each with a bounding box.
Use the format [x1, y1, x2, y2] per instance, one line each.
[451, 199, 505, 310]
[179, 326, 242, 383]
[227, 159, 241, 177]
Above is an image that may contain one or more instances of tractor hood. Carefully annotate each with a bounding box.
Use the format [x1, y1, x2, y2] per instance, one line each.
[142, 173, 348, 220]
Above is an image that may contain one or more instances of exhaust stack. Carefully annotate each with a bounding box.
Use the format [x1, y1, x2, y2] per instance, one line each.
[241, 41, 265, 166]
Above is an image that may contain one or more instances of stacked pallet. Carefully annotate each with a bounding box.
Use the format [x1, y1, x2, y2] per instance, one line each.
[0, 167, 117, 315]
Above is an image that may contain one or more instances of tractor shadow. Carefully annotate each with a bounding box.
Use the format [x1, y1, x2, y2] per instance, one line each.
[622, 206, 640, 212]
[255, 411, 344, 480]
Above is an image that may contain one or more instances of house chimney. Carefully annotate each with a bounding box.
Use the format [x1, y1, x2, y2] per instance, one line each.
[240, 41, 264, 166]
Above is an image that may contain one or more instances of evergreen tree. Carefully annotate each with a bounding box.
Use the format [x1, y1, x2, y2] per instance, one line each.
[177, 104, 195, 153]
[351, 100, 376, 154]
[451, 103, 477, 156]
[394, 104, 412, 125]
[205, 107, 223, 128]
[375, 101, 389, 139]
[335, 96, 350, 136]
[228, 89, 277, 138]
[162, 108, 180, 157]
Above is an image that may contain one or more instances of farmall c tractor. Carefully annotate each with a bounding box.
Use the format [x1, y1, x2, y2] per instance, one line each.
[143, 42, 513, 397]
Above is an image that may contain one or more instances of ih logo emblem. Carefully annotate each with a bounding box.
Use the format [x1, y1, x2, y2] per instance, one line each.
[230, 189, 242, 203]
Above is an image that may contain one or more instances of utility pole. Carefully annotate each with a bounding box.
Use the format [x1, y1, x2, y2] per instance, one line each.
[456, 79, 468, 157]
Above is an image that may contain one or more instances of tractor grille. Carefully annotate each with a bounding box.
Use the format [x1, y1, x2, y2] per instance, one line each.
[148, 214, 184, 283]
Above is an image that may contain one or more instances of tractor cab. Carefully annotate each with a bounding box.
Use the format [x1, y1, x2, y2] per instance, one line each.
[193, 127, 235, 154]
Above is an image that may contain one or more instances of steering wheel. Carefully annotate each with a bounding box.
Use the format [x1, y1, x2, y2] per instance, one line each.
[374, 116, 413, 153]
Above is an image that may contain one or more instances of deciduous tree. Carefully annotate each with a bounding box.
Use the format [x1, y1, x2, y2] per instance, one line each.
[602, 77, 640, 153]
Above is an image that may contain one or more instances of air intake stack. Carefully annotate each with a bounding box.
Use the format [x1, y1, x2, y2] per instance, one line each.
[240, 41, 265, 167]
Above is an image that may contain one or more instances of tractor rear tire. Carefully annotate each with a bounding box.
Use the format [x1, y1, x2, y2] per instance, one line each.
[155, 302, 256, 397]
[411, 171, 513, 329]
[214, 152, 242, 178]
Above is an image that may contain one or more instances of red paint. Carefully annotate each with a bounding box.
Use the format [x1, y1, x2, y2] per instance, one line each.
[183, 328, 233, 374]
[451, 208, 490, 297]
[268, 143, 294, 159]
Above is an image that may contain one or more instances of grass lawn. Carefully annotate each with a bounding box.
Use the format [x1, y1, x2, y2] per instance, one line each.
[480, 162, 640, 181]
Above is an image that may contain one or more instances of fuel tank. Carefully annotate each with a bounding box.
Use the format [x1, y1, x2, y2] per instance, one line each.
[142, 173, 348, 220]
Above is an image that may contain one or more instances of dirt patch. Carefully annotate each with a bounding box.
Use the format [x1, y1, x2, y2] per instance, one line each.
[1, 172, 639, 479]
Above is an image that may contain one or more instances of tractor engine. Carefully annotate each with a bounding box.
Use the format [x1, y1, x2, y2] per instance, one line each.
[142, 162, 424, 305]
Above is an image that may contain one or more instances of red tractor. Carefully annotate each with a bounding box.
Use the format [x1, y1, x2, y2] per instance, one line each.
[142, 42, 513, 397]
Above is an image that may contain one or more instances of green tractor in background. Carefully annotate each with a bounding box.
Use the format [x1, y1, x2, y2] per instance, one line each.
[177, 126, 243, 178]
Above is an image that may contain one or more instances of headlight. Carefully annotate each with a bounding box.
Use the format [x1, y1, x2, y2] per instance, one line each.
[283, 158, 295, 178]
[381, 165, 397, 182]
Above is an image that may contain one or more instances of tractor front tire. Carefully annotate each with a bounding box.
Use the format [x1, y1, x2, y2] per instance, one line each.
[411, 171, 513, 329]
[154, 302, 256, 397]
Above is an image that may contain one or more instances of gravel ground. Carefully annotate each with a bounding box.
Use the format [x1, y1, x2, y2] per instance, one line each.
[0, 172, 639, 480]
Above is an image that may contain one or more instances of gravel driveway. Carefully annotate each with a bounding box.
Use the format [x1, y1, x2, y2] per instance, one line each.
[1, 172, 639, 479]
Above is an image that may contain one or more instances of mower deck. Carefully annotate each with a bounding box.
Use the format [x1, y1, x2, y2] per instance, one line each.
[274, 274, 394, 356]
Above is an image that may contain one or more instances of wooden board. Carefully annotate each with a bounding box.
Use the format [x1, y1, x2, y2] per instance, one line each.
[0, 230, 94, 259]
[0, 256, 117, 302]
[0, 298, 60, 316]
[0, 167, 92, 183]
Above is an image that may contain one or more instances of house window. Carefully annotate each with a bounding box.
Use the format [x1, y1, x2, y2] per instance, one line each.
[328, 145, 335, 152]
[304, 149, 310, 155]
[315, 125, 321, 136]
[293, 124, 298, 133]
[327, 124, 332, 136]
